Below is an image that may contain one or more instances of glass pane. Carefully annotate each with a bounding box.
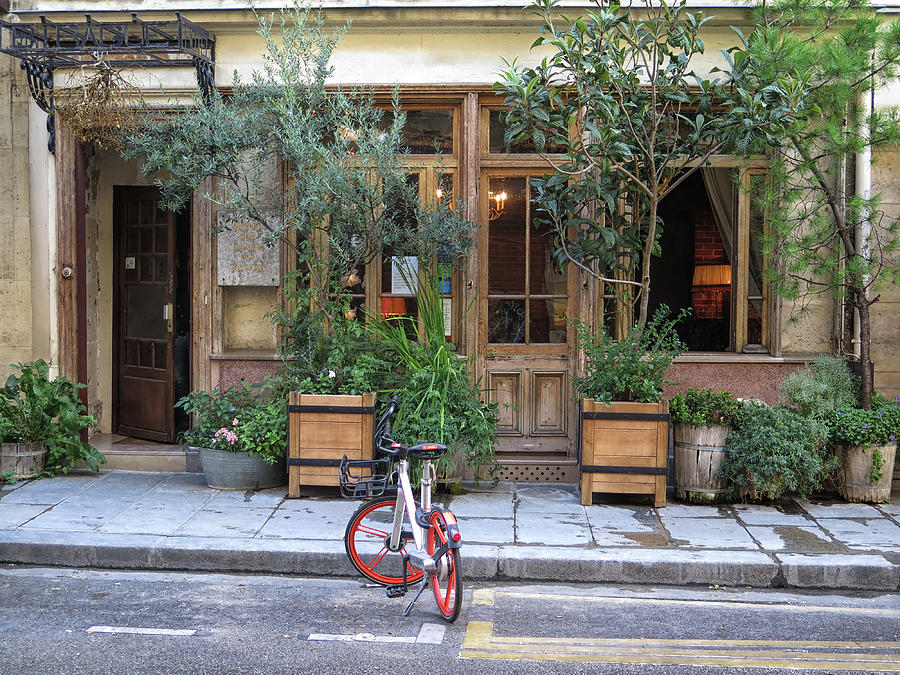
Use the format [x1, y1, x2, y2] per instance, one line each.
[488, 177, 526, 294]
[155, 342, 167, 370]
[345, 295, 365, 322]
[126, 286, 167, 340]
[125, 228, 139, 253]
[155, 256, 168, 283]
[125, 339, 138, 366]
[140, 228, 153, 253]
[748, 175, 766, 345]
[140, 342, 153, 368]
[530, 214, 567, 296]
[381, 174, 420, 294]
[155, 227, 168, 253]
[488, 298, 525, 344]
[530, 299, 567, 343]
[140, 256, 155, 282]
[489, 109, 567, 154]
[404, 110, 454, 154]
[125, 200, 139, 225]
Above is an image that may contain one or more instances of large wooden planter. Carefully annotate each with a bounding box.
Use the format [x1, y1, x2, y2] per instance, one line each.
[0, 442, 47, 479]
[580, 399, 669, 507]
[674, 423, 730, 504]
[837, 442, 898, 503]
[287, 392, 375, 498]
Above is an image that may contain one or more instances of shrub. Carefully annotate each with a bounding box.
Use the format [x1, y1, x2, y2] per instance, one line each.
[779, 355, 860, 421]
[669, 388, 741, 426]
[0, 360, 104, 474]
[826, 395, 900, 448]
[572, 305, 688, 403]
[717, 404, 835, 501]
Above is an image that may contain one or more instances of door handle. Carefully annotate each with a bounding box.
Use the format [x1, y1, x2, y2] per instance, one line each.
[163, 303, 174, 333]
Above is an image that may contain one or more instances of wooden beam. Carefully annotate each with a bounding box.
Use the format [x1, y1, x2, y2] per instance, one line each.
[54, 123, 78, 381]
[190, 178, 215, 393]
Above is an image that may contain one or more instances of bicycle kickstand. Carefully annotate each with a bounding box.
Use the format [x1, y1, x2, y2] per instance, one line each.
[402, 577, 429, 617]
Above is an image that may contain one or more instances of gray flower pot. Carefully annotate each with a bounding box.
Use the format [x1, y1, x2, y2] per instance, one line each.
[195, 446, 286, 490]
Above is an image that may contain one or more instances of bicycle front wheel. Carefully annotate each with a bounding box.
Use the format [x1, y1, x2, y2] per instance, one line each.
[426, 511, 463, 622]
[344, 496, 425, 586]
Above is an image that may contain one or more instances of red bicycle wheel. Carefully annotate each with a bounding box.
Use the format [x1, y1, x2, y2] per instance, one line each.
[426, 510, 462, 622]
[344, 496, 424, 586]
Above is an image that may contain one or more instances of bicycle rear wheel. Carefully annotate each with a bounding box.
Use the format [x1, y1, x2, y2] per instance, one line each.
[344, 496, 425, 586]
[426, 511, 462, 622]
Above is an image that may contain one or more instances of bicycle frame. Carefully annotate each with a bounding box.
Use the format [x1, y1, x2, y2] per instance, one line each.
[390, 456, 436, 573]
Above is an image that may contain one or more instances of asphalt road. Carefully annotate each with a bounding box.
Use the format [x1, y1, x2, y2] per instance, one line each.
[1, 566, 898, 674]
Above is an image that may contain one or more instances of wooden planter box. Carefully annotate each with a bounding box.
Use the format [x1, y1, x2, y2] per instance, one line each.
[287, 392, 375, 498]
[579, 399, 669, 507]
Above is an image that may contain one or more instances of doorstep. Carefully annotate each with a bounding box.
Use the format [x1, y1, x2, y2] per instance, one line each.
[78, 434, 194, 473]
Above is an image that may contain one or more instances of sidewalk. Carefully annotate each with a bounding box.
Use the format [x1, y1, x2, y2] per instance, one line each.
[1, 470, 898, 592]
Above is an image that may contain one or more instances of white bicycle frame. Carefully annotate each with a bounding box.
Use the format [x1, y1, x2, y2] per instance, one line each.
[389, 456, 437, 573]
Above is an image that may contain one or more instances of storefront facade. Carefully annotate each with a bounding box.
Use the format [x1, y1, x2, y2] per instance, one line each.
[1, 1, 898, 476]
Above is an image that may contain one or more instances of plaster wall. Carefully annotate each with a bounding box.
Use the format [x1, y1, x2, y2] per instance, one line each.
[871, 146, 900, 400]
[0, 53, 33, 373]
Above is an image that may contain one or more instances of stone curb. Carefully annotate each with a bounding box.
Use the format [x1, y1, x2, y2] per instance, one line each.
[1, 531, 897, 592]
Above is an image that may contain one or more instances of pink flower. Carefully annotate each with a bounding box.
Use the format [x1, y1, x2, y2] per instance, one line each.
[232, 418, 239, 426]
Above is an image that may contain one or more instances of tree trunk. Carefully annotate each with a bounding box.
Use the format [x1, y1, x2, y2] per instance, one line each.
[637, 197, 657, 326]
[857, 293, 873, 409]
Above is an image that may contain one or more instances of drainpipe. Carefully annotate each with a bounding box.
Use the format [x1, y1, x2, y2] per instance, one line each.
[853, 85, 874, 360]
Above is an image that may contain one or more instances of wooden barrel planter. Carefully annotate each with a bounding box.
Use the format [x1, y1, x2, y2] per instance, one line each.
[837, 443, 898, 503]
[287, 392, 375, 498]
[579, 399, 669, 507]
[674, 423, 730, 504]
[0, 442, 47, 479]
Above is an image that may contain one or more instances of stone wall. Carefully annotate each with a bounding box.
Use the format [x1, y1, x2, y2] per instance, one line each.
[871, 148, 900, 401]
[0, 53, 32, 372]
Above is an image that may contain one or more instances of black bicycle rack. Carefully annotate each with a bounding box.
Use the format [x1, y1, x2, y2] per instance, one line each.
[338, 456, 394, 499]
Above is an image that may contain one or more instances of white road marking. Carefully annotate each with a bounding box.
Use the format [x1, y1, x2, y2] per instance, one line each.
[307, 623, 446, 645]
[86, 626, 197, 636]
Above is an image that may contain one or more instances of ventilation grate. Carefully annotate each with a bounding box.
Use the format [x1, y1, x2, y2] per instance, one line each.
[495, 463, 579, 482]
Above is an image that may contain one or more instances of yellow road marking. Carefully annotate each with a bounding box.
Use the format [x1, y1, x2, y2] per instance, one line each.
[460, 621, 900, 670]
[490, 590, 900, 617]
[472, 589, 495, 606]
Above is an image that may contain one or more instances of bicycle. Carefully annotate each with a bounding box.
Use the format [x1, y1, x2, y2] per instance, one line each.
[338, 396, 463, 622]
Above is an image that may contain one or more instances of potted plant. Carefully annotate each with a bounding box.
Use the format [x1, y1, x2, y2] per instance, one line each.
[669, 388, 741, 504]
[574, 306, 687, 507]
[0, 360, 103, 481]
[826, 396, 900, 503]
[177, 377, 287, 490]
[717, 402, 835, 502]
[369, 268, 500, 488]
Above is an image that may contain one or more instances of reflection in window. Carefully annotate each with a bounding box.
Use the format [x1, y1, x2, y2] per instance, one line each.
[488, 109, 567, 154]
[747, 174, 766, 347]
[379, 109, 454, 154]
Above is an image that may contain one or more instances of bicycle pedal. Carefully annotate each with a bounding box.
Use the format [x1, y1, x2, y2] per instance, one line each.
[385, 584, 407, 599]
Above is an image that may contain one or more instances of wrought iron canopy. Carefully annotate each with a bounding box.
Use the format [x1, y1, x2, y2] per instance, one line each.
[0, 14, 216, 153]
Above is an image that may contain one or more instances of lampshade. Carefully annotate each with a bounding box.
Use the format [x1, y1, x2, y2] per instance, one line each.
[692, 264, 732, 286]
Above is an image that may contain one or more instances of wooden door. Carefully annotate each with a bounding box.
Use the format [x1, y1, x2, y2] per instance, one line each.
[114, 188, 176, 442]
[479, 172, 577, 456]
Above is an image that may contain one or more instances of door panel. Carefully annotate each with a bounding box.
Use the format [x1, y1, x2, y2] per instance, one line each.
[480, 170, 576, 456]
[115, 188, 175, 442]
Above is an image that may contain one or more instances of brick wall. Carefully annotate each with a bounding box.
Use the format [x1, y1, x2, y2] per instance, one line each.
[691, 212, 730, 320]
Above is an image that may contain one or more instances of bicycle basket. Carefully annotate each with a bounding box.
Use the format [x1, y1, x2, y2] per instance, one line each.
[338, 456, 393, 499]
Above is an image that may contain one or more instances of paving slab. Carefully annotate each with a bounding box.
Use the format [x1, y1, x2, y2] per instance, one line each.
[448, 492, 515, 519]
[155, 473, 215, 494]
[585, 505, 666, 547]
[205, 487, 287, 509]
[20, 496, 135, 531]
[659, 504, 730, 518]
[516, 511, 593, 545]
[516, 485, 585, 515]
[795, 500, 884, 519]
[457, 516, 515, 545]
[0, 529, 163, 569]
[733, 504, 813, 527]
[175, 506, 275, 538]
[0, 503, 49, 528]
[661, 516, 759, 550]
[98, 503, 200, 536]
[816, 517, 900, 552]
[258, 500, 360, 540]
[746, 525, 842, 553]
[0, 475, 98, 504]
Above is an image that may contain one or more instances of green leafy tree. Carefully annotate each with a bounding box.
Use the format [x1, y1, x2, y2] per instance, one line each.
[124, 5, 476, 334]
[495, 0, 805, 326]
[741, 0, 900, 408]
